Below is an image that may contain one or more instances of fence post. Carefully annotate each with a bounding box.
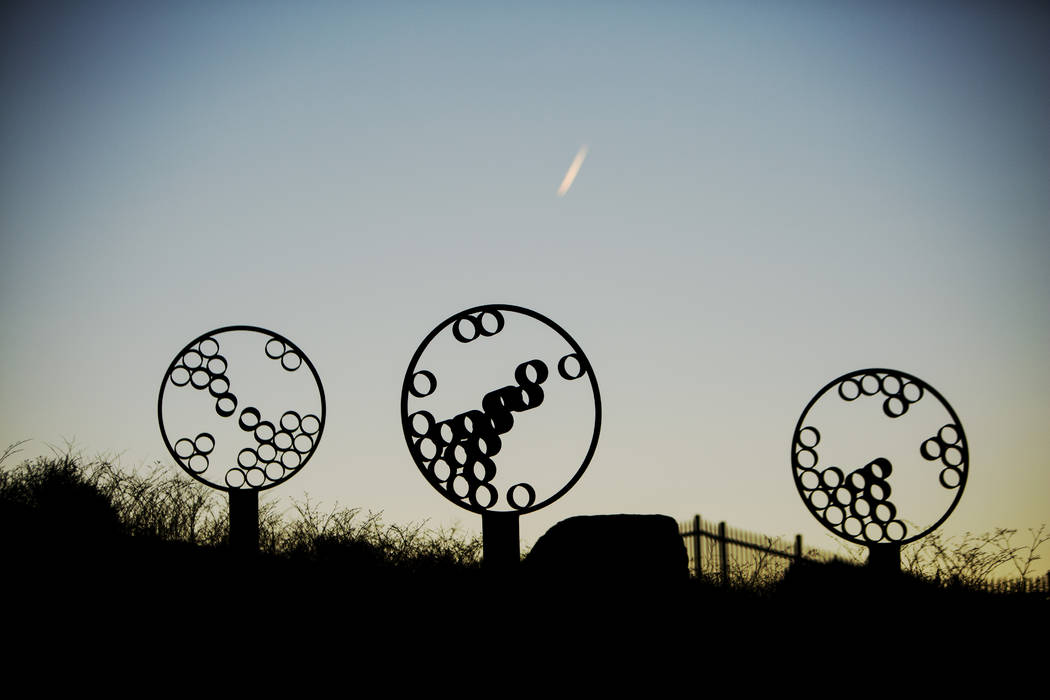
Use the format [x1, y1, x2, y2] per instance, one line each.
[693, 515, 702, 578]
[794, 534, 802, 562]
[718, 521, 729, 585]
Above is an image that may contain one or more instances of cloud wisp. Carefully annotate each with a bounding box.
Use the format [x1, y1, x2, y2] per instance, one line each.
[556, 145, 588, 197]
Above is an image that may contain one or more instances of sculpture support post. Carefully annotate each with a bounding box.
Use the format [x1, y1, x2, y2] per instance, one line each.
[867, 542, 901, 574]
[229, 489, 259, 554]
[483, 511, 520, 569]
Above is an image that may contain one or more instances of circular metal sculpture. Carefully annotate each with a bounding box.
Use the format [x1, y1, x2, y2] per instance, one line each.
[158, 326, 326, 492]
[401, 304, 601, 516]
[791, 369, 967, 546]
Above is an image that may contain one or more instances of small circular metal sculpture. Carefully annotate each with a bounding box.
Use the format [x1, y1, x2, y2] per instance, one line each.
[792, 369, 967, 547]
[158, 326, 326, 492]
[401, 304, 601, 516]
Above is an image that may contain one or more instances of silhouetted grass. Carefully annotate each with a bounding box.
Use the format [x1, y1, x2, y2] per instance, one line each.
[0, 447, 481, 578]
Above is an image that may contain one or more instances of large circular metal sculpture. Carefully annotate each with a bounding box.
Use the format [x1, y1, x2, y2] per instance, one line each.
[791, 369, 967, 547]
[401, 304, 601, 516]
[159, 326, 326, 492]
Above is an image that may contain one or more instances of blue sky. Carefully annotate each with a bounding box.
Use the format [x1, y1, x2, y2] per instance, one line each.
[2, 1, 1047, 571]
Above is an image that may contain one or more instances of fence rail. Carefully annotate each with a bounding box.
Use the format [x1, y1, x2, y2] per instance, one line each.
[974, 576, 1050, 595]
[678, 514, 1050, 596]
[678, 514, 838, 585]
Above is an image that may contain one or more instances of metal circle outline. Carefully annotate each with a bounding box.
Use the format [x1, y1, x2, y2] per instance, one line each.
[400, 304, 601, 516]
[790, 368, 968, 546]
[158, 325, 326, 492]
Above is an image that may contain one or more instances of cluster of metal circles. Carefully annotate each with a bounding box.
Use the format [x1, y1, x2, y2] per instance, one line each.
[168, 336, 238, 418]
[401, 304, 601, 515]
[795, 432, 906, 542]
[158, 326, 326, 492]
[835, 371, 926, 418]
[920, 424, 967, 490]
[408, 359, 549, 510]
[792, 369, 968, 546]
[229, 408, 322, 488]
[264, 336, 305, 371]
[172, 432, 216, 475]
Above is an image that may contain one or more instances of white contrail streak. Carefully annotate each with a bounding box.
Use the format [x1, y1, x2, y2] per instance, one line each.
[556, 145, 588, 197]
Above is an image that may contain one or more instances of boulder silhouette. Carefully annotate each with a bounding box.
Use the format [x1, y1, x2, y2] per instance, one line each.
[525, 514, 688, 583]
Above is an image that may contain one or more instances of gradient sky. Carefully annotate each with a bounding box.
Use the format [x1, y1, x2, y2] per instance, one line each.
[2, 1, 1047, 574]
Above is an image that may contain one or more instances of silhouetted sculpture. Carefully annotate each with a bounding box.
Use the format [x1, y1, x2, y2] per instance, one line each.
[158, 326, 326, 552]
[791, 369, 968, 571]
[401, 305, 601, 566]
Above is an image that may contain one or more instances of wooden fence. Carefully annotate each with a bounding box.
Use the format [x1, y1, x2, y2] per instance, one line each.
[677, 514, 837, 585]
[678, 514, 1050, 596]
[974, 575, 1050, 595]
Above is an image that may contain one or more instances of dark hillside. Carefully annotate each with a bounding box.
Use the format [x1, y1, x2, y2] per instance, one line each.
[2, 453, 1044, 649]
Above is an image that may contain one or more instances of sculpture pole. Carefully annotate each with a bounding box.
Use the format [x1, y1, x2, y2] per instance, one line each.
[229, 489, 260, 554]
[867, 542, 901, 574]
[482, 511, 521, 569]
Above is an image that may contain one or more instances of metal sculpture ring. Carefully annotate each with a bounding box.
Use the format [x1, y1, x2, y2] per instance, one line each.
[158, 326, 326, 492]
[791, 368, 967, 546]
[401, 304, 601, 515]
